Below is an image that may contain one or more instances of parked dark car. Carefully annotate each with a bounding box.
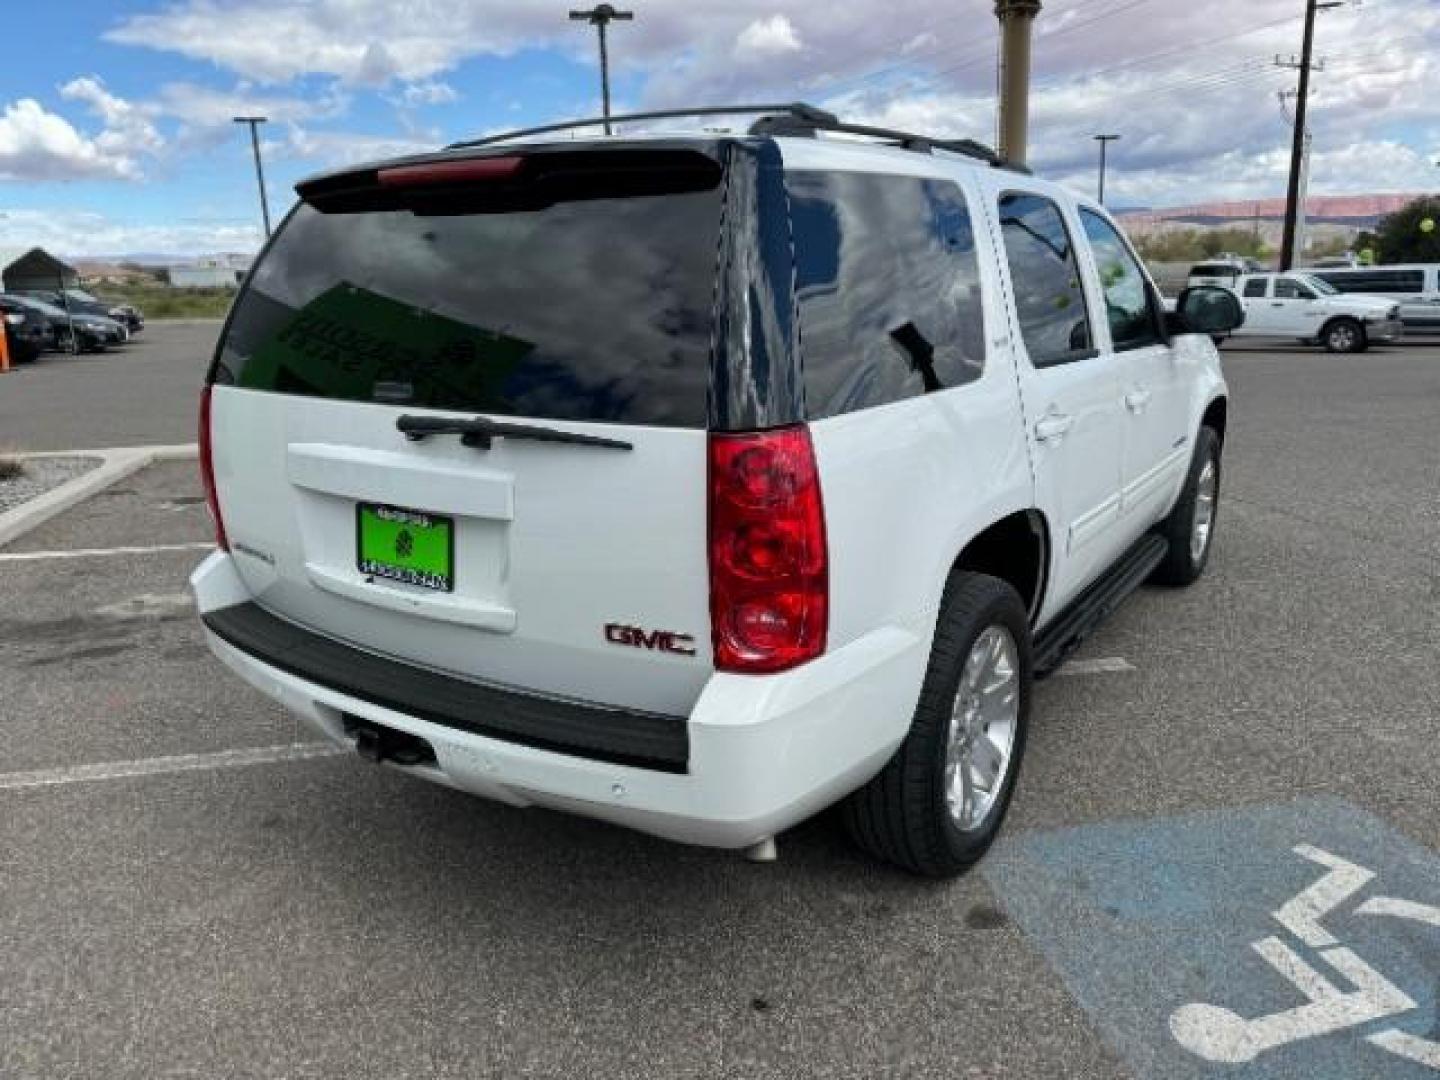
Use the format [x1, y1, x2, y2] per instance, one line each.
[2, 294, 112, 353]
[0, 296, 48, 362]
[107, 303, 145, 333]
[16, 288, 142, 334]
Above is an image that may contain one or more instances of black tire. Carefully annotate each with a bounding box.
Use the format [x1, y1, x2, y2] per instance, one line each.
[1152, 426, 1221, 587]
[842, 573, 1032, 878]
[1322, 317, 1366, 354]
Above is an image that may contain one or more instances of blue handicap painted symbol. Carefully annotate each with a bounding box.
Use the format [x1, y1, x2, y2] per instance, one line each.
[983, 798, 1440, 1079]
[1171, 844, 1440, 1069]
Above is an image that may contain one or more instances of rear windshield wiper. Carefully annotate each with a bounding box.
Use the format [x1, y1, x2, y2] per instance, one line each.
[396, 413, 633, 451]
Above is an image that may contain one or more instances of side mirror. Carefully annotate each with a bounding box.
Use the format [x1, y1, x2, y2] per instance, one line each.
[1169, 286, 1245, 336]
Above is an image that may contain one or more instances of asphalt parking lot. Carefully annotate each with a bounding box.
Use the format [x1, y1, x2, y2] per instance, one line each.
[0, 322, 217, 452]
[2, 325, 1439, 1078]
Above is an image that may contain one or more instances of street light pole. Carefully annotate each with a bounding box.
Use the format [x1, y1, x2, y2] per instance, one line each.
[233, 116, 272, 239]
[568, 5, 634, 136]
[1094, 134, 1120, 206]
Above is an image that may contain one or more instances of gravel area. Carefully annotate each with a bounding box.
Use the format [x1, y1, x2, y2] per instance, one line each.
[0, 455, 102, 514]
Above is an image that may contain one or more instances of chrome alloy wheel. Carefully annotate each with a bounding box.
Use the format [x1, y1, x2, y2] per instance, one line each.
[1328, 322, 1359, 352]
[944, 626, 1020, 833]
[1190, 458, 1218, 565]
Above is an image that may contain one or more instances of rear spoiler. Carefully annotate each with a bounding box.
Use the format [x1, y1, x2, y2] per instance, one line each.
[296, 146, 725, 215]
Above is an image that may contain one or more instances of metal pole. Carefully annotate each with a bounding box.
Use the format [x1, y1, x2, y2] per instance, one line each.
[598, 19, 612, 134]
[569, 6, 634, 138]
[994, 0, 1042, 166]
[233, 116, 272, 238]
[1095, 134, 1120, 205]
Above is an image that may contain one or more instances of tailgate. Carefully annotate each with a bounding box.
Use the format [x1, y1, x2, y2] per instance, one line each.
[210, 389, 711, 716]
[206, 146, 729, 716]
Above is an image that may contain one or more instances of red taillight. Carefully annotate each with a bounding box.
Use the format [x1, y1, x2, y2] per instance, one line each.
[708, 426, 828, 674]
[198, 385, 229, 551]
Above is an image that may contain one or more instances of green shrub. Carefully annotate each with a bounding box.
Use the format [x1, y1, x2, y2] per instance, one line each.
[91, 283, 239, 320]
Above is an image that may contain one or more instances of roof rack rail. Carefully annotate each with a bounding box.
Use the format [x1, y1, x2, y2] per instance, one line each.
[446, 103, 839, 150]
[446, 101, 1029, 174]
[748, 113, 1029, 174]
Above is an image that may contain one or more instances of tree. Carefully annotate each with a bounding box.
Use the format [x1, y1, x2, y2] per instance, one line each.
[1373, 195, 1440, 264]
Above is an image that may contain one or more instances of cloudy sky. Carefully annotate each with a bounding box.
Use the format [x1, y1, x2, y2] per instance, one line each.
[2, 0, 1436, 256]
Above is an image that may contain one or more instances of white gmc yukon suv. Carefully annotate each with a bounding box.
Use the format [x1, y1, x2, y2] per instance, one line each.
[191, 105, 1242, 877]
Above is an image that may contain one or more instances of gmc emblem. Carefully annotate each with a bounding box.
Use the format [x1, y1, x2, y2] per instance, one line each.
[604, 623, 697, 657]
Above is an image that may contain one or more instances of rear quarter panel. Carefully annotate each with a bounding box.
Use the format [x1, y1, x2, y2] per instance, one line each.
[811, 370, 1035, 650]
[791, 161, 1036, 651]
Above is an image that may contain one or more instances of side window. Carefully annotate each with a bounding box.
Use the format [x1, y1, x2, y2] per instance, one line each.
[787, 171, 987, 419]
[1079, 209, 1163, 351]
[1244, 279, 1269, 298]
[1385, 270, 1425, 293]
[997, 192, 1093, 367]
[1275, 278, 1310, 300]
[1332, 271, 1423, 294]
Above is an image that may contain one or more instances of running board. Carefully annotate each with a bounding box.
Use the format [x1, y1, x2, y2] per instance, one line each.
[1033, 534, 1168, 678]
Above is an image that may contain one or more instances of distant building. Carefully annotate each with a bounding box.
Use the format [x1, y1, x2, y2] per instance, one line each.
[167, 265, 243, 288]
[0, 247, 80, 293]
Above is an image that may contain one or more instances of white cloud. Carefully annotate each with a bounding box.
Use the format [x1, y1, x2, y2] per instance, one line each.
[735, 15, 803, 58]
[95, 0, 1440, 206]
[397, 80, 460, 107]
[0, 207, 262, 257]
[155, 82, 346, 130]
[60, 77, 165, 157]
[271, 125, 435, 168]
[0, 98, 144, 181]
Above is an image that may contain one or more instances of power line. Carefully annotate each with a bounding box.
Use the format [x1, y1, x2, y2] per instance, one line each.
[822, 0, 1169, 100]
[1030, 12, 1302, 90]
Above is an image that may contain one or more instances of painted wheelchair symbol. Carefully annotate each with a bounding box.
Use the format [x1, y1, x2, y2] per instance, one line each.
[1171, 845, 1440, 1070]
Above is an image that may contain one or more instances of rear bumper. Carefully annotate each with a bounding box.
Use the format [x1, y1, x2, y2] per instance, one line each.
[190, 552, 930, 849]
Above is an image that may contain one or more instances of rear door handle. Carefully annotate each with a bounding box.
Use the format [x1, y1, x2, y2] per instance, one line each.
[1125, 389, 1153, 413]
[1034, 413, 1075, 444]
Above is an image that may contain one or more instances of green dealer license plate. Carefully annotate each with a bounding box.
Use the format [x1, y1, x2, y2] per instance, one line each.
[357, 504, 454, 592]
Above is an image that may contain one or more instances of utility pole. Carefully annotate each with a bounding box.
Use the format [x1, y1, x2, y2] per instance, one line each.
[994, 0, 1042, 166]
[1296, 128, 1314, 261]
[1094, 134, 1120, 206]
[233, 116, 272, 239]
[569, 4, 634, 135]
[1278, 0, 1343, 270]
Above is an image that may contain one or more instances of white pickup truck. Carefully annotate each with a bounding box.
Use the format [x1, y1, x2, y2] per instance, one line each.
[1229, 272, 1404, 353]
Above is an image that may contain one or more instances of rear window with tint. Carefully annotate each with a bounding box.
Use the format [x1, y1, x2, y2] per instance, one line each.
[215, 186, 724, 427]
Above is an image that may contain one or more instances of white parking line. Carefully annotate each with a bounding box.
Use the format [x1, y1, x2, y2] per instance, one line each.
[0, 542, 213, 562]
[1054, 657, 1137, 677]
[0, 743, 346, 792]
